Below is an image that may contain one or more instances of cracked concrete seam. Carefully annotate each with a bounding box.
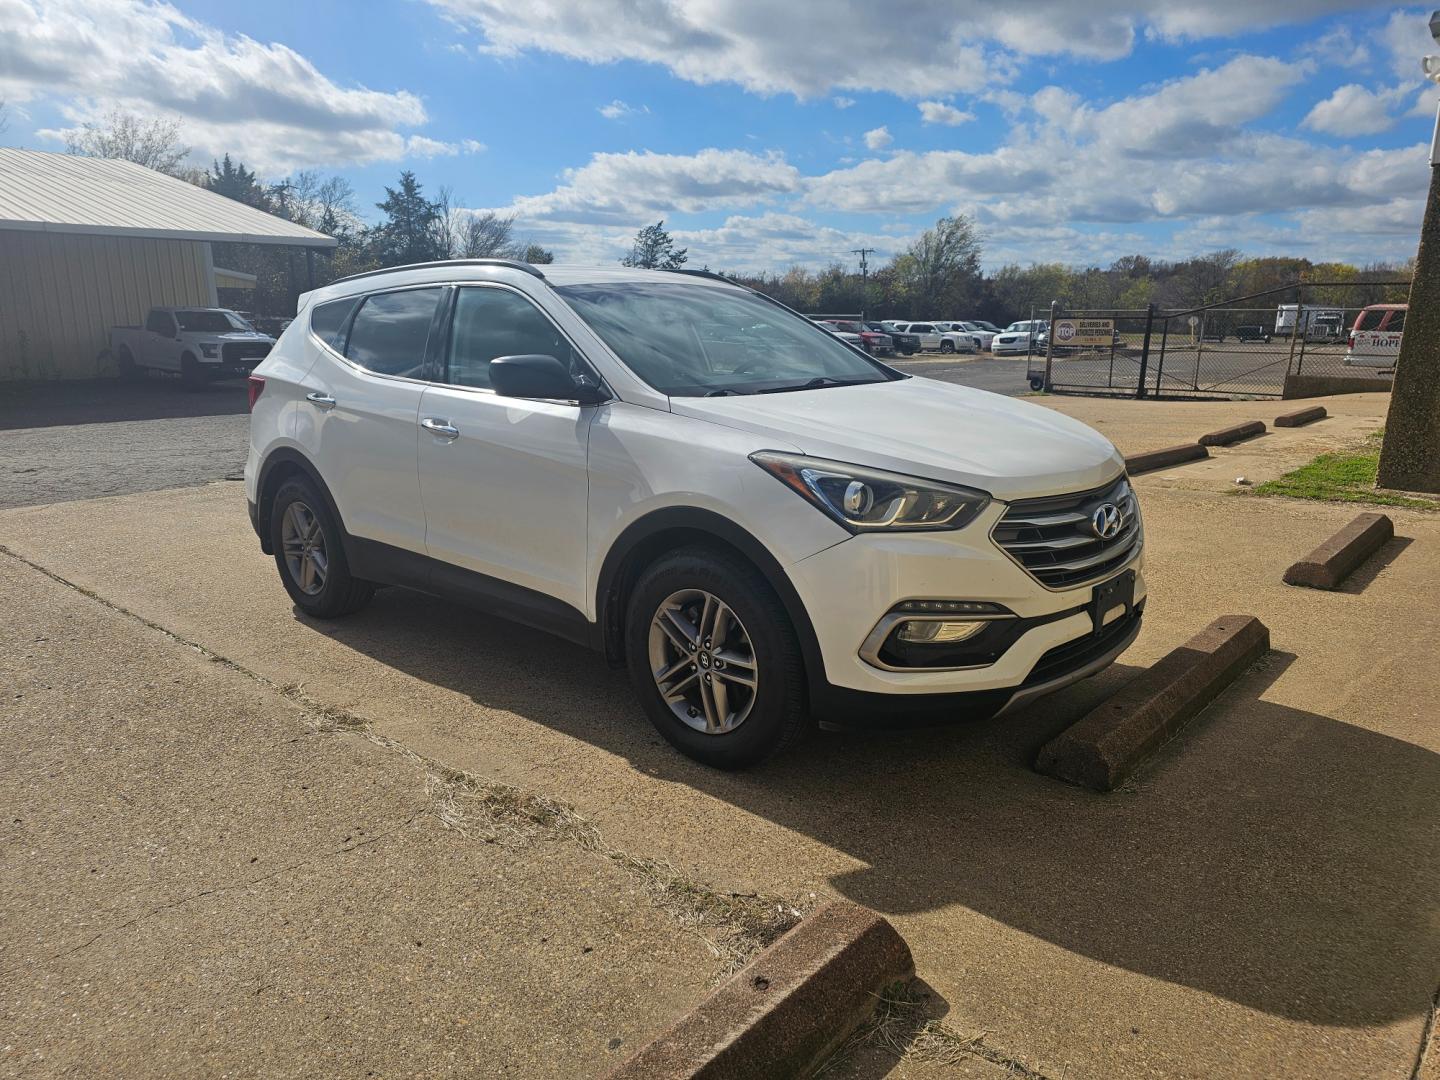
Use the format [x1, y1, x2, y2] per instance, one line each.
[0, 542, 808, 974]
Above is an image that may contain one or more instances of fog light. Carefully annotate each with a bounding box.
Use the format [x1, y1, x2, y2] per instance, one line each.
[895, 619, 986, 644]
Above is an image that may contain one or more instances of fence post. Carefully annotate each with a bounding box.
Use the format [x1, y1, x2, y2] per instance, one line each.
[1136, 302, 1154, 400]
[1044, 300, 1058, 390]
[1296, 280, 1307, 377]
[1155, 316, 1169, 396]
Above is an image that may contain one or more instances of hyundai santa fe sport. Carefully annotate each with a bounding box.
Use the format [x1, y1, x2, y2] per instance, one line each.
[245, 260, 1145, 769]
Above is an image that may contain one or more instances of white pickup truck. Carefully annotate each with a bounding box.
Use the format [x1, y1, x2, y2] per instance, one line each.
[110, 307, 277, 388]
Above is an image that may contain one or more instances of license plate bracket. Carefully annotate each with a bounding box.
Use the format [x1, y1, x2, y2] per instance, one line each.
[1089, 570, 1135, 634]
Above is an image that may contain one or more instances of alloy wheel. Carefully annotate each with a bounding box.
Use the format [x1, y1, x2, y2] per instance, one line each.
[280, 501, 329, 596]
[648, 588, 758, 734]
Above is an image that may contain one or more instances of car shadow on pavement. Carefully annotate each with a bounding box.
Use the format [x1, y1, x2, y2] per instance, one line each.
[305, 593, 1440, 1030]
[0, 377, 249, 430]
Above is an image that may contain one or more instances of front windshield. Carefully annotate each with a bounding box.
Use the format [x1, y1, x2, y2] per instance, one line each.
[176, 310, 252, 332]
[556, 281, 894, 396]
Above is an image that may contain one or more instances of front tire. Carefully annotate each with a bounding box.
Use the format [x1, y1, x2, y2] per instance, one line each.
[180, 353, 208, 392]
[625, 547, 808, 769]
[269, 478, 375, 618]
[939, 340, 955, 354]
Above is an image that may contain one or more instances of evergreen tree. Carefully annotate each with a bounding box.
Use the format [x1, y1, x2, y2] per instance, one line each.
[205, 155, 270, 209]
[621, 220, 687, 269]
[371, 171, 445, 267]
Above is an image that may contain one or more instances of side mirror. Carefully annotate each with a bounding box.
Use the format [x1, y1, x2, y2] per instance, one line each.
[490, 354, 604, 403]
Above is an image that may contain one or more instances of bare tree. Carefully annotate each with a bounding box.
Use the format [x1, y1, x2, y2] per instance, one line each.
[64, 109, 191, 175]
[460, 211, 516, 258]
[895, 215, 982, 313]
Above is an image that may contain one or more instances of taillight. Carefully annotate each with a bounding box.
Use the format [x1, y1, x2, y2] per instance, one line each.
[247, 375, 266, 411]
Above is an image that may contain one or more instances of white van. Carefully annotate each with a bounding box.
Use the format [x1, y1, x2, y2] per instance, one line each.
[1344, 304, 1406, 370]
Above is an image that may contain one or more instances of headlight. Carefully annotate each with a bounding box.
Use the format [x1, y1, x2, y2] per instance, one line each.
[750, 452, 990, 532]
[200, 343, 219, 358]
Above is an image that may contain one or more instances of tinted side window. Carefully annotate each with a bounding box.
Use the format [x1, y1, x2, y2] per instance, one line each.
[345, 288, 443, 378]
[146, 310, 173, 335]
[310, 296, 360, 351]
[446, 287, 578, 390]
[1387, 310, 1406, 332]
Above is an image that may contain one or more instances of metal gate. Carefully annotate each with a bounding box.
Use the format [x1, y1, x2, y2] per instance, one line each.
[1037, 281, 1411, 399]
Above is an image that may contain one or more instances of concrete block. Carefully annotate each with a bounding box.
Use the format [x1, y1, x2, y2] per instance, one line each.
[606, 900, 914, 1080]
[1283, 513, 1394, 590]
[1035, 615, 1270, 792]
[1274, 405, 1328, 428]
[1198, 420, 1266, 447]
[1125, 443, 1209, 475]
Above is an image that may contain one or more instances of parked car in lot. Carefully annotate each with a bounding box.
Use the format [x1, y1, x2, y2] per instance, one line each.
[891, 321, 975, 354]
[819, 319, 894, 356]
[872, 321, 920, 355]
[1235, 325, 1272, 343]
[246, 260, 1144, 768]
[956, 321, 997, 350]
[1345, 303, 1405, 369]
[111, 307, 276, 388]
[814, 320, 867, 348]
[992, 320, 1048, 356]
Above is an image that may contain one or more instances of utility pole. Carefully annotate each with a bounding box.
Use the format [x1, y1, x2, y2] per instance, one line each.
[851, 247, 875, 324]
[1378, 11, 1440, 493]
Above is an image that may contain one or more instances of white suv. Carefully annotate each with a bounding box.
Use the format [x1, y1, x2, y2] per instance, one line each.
[246, 260, 1145, 768]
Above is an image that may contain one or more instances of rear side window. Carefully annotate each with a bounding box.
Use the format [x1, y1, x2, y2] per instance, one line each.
[145, 310, 174, 335]
[310, 296, 360, 351]
[1386, 309, 1406, 332]
[445, 287, 579, 390]
[344, 288, 443, 378]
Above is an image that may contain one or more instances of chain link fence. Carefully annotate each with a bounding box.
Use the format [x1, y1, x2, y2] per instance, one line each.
[1034, 281, 1410, 399]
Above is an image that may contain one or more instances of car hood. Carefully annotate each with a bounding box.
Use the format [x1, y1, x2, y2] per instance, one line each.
[669, 376, 1124, 501]
[210, 331, 275, 343]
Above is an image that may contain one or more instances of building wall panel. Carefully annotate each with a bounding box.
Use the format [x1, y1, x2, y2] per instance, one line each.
[0, 231, 212, 380]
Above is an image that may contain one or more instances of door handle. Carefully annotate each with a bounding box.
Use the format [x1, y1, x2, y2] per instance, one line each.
[305, 392, 336, 409]
[420, 417, 459, 439]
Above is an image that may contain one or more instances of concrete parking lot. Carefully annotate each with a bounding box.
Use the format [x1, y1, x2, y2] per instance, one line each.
[3, 380, 1438, 1078]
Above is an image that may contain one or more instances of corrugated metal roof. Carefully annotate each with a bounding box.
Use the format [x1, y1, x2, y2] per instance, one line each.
[0, 148, 337, 248]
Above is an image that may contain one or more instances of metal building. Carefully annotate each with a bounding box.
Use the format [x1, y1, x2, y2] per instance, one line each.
[0, 148, 335, 381]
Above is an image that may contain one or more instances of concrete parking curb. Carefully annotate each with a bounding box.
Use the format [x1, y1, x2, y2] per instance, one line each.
[606, 900, 914, 1080]
[1198, 420, 1266, 447]
[1283, 512, 1394, 590]
[1274, 405, 1327, 428]
[1035, 615, 1270, 792]
[1124, 442, 1209, 475]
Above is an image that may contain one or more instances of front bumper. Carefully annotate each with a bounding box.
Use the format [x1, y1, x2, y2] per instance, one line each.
[784, 498, 1146, 703]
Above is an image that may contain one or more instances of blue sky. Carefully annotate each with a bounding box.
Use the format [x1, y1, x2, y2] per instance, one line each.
[1, 1, 1433, 270]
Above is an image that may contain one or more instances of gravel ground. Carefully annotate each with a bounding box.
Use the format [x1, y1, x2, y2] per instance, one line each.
[0, 379, 250, 510]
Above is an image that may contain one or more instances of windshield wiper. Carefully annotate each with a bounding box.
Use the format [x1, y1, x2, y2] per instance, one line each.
[755, 376, 872, 394]
[704, 387, 746, 397]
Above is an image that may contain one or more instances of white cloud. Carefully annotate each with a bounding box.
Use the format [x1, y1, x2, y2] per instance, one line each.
[598, 99, 648, 120]
[832, 96, 857, 109]
[461, 138, 488, 153]
[496, 148, 802, 225]
[426, 0, 1377, 98]
[918, 101, 975, 126]
[0, 0, 449, 173]
[1302, 83, 1410, 136]
[864, 126, 893, 151]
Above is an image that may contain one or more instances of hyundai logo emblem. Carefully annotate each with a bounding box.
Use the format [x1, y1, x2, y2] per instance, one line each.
[1091, 503, 1123, 540]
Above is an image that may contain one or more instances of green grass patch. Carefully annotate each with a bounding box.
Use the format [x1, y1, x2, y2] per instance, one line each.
[1254, 432, 1439, 510]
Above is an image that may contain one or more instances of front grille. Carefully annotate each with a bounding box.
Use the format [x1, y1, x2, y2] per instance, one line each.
[222, 341, 273, 363]
[992, 476, 1141, 589]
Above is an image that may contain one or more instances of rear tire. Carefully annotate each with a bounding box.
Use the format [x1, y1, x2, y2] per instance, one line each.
[269, 478, 375, 618]
[116, 348, 141, 381]
[625, 546, 808, 769]
[180, 353, 208, 392]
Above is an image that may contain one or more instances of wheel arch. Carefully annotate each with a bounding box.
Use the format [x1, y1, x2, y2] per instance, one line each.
[252, 447, 343, 557]
[594, 507, 827, 692]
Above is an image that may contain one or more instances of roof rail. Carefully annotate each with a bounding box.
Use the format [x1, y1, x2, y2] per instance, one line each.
[653, 267, 738, 284]
[328, 258, 546, 287]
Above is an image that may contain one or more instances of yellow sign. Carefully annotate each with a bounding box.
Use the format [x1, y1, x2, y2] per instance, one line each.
[1053, 318, 1114, 347]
